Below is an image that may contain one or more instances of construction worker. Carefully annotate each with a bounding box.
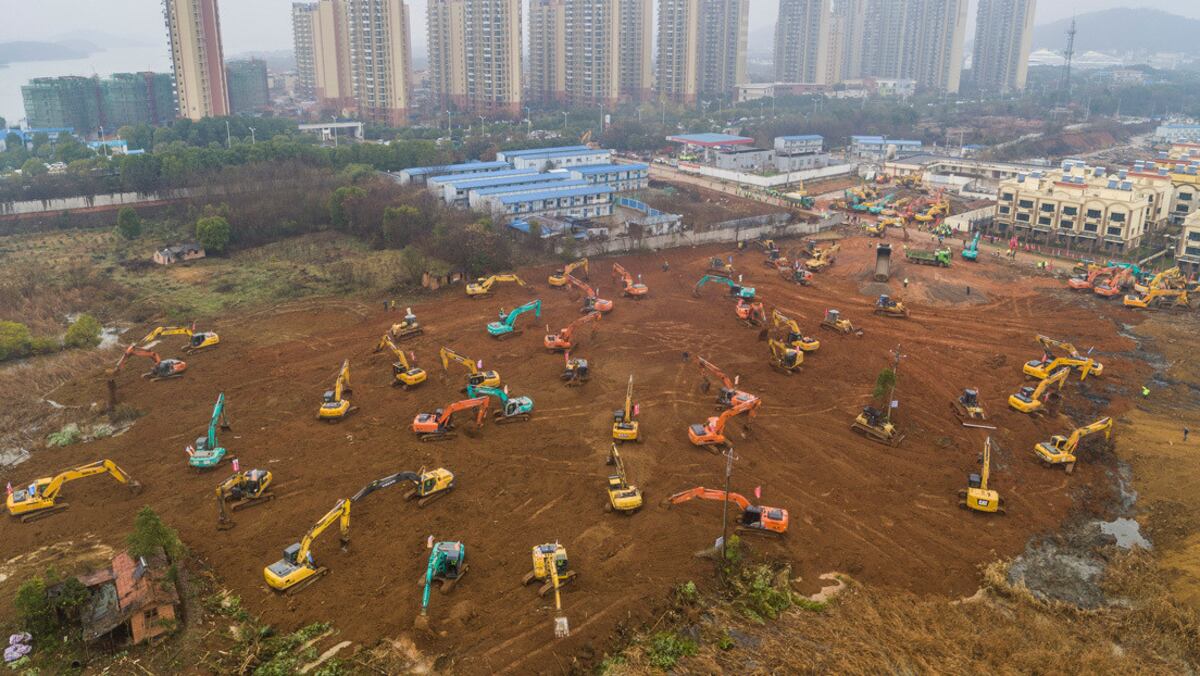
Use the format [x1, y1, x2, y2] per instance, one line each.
[903, 278, 909, 288]
[1142, 385, 1151, 398]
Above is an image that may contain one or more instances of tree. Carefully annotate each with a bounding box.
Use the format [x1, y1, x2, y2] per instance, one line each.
[115, 206, 142, 239]
[127, 506, 184, 561]
[873, 367, 897, 400]
[13, 578, 55, 639]
[0, 321, 33, 361]
[328, 185, 366, 229]
[195, 215, 232, 254]
[380, 205, 422, 248]
[64, 313, 102, 349]
[20, 157, 47, 177]
[120, 153, 162, 194]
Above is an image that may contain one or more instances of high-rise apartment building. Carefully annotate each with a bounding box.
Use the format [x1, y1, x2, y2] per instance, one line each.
[22, 74, 175, 133]
[163, 0, 229, 119]
[345, 0, 413, 124]
[292, 3, 318, 99]
[860, 0, 967, 93]
[428, 0, 522, 116]
[972, 0, 1037, 93]
[226, 59, 271, 113]
[561, 0, 654, 106]
[775, 0, 829, 84]
[305, 0, 354, 109]
[831, 0, 865, 81]
[657, 0, 747, 103]
[528, 0, 566, 104]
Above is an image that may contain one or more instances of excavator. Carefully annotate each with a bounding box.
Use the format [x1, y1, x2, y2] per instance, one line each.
[1094, 267, 1134, 298]
[612, 263, 648, 298]
[317, 359, 355, 421]
[523, 543, 575, 638]
[387, 308, 423, 342]
[951, 388, 987, 421]
[772, 309, 820, 352]
[566, 273, 613, 313]
[545, 311, 601, 351]
[688, 396, 761, 453]
[561, 351, 590, 386]
[113, 345, 187, 381]
[612, 376, 640, 442]
[961, 231, 981, 262]
[351, 467, 456, 507]
[440, 346, 501, 390]
[1133, 266, 1183, 295]
[1124, 287, 1190, 310]
[1067, 265, 1114, 291]
[959, 437, 1004, 514]
[549, 258, 588, 288]
[412, 396, 490, 441]
[851, 406, 904, 446]
[488, 299, 541, 338]
[1025, 335, 1104, 378]
[666, 487, 789, 537]
[768, 338, 802, 374]
[215, 469, 274, 530]
[696, 355, 758, 410]
[862, 220, 886, 237]
[466, 273, 526, 298]
[376, 335, 427, 388]
[1034, 416, 1113, 473]
[1008, 366, 1069, 414]
[874, 294, 910, 318]
[140, 322, 220, 353]
[735, 298, 767, 327]
[264, 498, 350, 594]
[187, 392, 231, 469]
[7, 459, 141, 522]
[467, 384, 534, 423]
[414, 541, 468, 631]
[805, 242, 840, 272]
[606, 444, 643, 513]
[693, 274, 756, 300]
[820, 309, 863, 336]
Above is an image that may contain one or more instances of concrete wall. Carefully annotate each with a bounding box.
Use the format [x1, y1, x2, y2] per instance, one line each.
[944, 205, 994, 233]
[676, 161, 856, 188]
[558, 211, 844, 256]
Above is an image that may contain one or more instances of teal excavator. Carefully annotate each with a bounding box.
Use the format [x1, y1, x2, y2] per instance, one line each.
[694, 274, 755, 300]
[961, 231, 981, 262]
[414, 541, 468, 632]
[188, 392, 231, 470]
[487, 299, 542, 339]
[467, 384, 534, 423]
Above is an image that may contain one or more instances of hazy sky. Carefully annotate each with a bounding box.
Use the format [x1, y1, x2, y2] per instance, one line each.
[9, 0, 1200, 57]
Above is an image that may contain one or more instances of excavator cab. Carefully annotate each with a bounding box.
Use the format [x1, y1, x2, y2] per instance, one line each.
[741, 505, 789, 534]
[562, 358, 589, 386]
[523, 543, 578, 596]
[233, 470, 271, 500]
[189, 332, 219, 350]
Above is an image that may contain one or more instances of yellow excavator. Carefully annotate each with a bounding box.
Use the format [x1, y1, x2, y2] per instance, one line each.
[466, 273, 526, 298]
[1124, 287, 1190, 310]
[1034, 416, 1113, 473]
[264, 498, 350, 594]
[768, 338, 802, 374]
[376, 335, 426, 389]
[959, 437, 1004, 514]
[215, 469, 274, 530]
[351, 467, 456, 507]
[1008, 366, 1069, 414]
[7, 459, 141, 522]
[1024, 335, 1104, 379]
[605, 444, 643, 513]
[549, 258, 588, 288]
[772, 309, 820, 352]
[1133, 267, 1183, 294]
[523, 543, 576, 638]
[439, 346, 501, 390]
[317, 359, 355, 421]
[141, 322, 220, 353]
[612, 375, 641, 442]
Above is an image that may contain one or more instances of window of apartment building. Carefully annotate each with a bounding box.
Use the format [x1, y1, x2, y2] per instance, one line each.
[1108, 226, 1123, 236]
[1189, 231, 1200, 242]
[1063, 206, 1078, 216]
[998, 206, 1010, 214]
[1016, 213, 1030, 222]
[1178, 204, 1191, 212]
[1018, 199, 1034, 209]
[1187, 246, 1200, 258]
[1180, 192, 1193, 201]
[1084, 223, 1098, 232]
[1110, 212, 1126, 223]
[1060, 220, 1074, 229]
[1001, 192, 1014, 201]
[1038, 216, 1052, 226]
[1040, 203, 1055, 212]
[1086, 208, 1102, 219]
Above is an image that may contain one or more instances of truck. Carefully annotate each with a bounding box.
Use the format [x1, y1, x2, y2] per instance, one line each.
[905, 246, 952, 267]
[874, 244, 892, 282]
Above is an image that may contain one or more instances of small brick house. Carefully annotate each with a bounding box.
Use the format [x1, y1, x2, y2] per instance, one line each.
[66, 549, 181, 645]
[153, 243, 206, 265]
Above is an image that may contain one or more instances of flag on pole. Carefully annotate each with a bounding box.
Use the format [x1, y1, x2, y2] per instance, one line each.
[754, 485, 761, 499]
[184, 445, 194, 457]
[633, 403, 640, 416]
[427, 535, 434, 549]
[734, 375, 740, 385]
[231, 457, 240, 472]
[890, 400, 899, 408]
[5, 482, 11, 497]
[476, 359, 483, 369]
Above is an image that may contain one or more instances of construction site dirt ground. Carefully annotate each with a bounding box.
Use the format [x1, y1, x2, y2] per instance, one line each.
[0, 232, 1148, 673]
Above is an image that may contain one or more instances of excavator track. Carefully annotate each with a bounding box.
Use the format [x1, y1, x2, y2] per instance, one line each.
[736, 526, 784, 539]
[284, 567, 329, 596]
[850, 422, 905, 447]
[19, 504, 70, 523]
[230, 494, 276, 512]
[538, 571, 577, 597]
[420, 432, 457, 442]
[411, 488, 452, 507]
[495, 413, 531, 424]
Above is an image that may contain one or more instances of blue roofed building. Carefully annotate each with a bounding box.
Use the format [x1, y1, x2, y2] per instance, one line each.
[569, 163, 649, 192]
[481, 184, 616, 219]
[395, 160, 513, 186]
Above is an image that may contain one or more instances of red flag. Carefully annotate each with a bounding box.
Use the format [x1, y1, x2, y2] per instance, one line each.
[5, 482, 11, 497]
[184, 445, 194, 457]
[633, 403, 640, 416]
[754, 486, 761, 499]
[231, 457, 240, 472]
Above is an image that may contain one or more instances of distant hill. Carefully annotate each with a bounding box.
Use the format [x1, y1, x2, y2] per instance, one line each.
[0, 40, 98, 65]
[1033, 9, 1200, 55]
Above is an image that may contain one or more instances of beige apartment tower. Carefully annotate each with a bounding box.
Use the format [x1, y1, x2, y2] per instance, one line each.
[293, 1, 354, 110]
[562, 0, 654, 106]
[528, 0, 566, 104]
[428, 0, 522, 116]
[657, 0, 700, 104]
[163, 0, 229, 119]
[345, 0, 412, 124]
[832, 0, 866, 81]
[775, 0, 830, 84]
[972, 0, 1037, 93]
[657, 0, 747, 103]
[293, 3, 317, 99]
[861, 0, 967, 93]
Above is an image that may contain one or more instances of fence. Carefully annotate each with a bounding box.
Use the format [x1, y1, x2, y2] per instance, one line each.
[556, 211, 843, 256]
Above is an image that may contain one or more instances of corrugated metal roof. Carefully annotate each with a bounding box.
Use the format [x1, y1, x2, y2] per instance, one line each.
[500, 145, 592, 158]
[428, 168, 539, 187]
[402, 160, 511, 177]
[497, 185, 615, 205]
[570, 162, 650, 174]
[473, 178, 585, 197]
[440, 170, 567, 191]
[666, 133, 754, 146]
[777, 135, 823, 141]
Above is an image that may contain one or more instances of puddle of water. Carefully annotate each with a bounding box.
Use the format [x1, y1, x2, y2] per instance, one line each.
[1100, 518, 1151, 549]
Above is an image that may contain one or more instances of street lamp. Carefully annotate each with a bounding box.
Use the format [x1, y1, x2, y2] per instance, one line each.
[248, 127, 256, 144]
[225, 119, 231, 148]
[562, 111, 569, 130]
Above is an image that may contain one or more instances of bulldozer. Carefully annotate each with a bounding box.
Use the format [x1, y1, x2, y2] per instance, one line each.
[412, 396, 490, 441]
[1008, 366, 1069, 415]
[666, 487, 789, 537]
[1034, 416, 1113, 473]
[561, 351, 590, 387]
[851, 406, 905, 447]
[140, 322, 220, 353]
[688, 397, 760, 453]
[873, 294, 910, 318]
[7, 459, 141, 522]
[545, 311, 601, 351]
[387, 308, 423, 342]
[820, 309, 863, 336]
[440, 346, 501, 391]
[216, 469, 274, 530]
[414, 541, 468, 631]
[264, 498, 350, 594]
[376, 335, 427, 389]
[951, 388, 987, 421]
[612, 375, 641, 442]
[959, 437, 1004, 514]
[805, 242, 840, 272]
[466, 273, 525, 298]
[613, 263, 648, 298]
[605, 444, 643, 513]
[351, 467, 456, 507]
[523, 544, 575, 638]
[772, 309, 820, 352]
[768, 338, 802, 374]
[317, 359, 356, 421]
[549, 258, 588, 288]
[113, 345, 187, 381]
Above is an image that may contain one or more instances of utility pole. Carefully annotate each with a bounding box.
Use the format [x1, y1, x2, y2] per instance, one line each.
[886, 344, 904, 423]
[248, 127, 256, 144]
[225, 120, 231, 148]
[720, 446, 734, 562]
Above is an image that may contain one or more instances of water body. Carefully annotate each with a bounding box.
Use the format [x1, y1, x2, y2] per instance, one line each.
[0, 45, 170, 126]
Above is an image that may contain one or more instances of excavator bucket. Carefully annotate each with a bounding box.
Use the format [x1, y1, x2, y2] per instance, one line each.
[413, 613, 432, 633]
[555, 615, 570, 638]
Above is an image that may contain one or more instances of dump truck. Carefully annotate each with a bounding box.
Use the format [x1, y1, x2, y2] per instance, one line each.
[874, 244, 892, 282]
[904, 246, 951, 267]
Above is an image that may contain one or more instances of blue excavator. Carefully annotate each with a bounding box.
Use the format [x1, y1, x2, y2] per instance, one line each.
[414, 541, 468, 631]
[188, 392, 231, 469]
[693, 275, 756, 300]
[487, 299, 541, 339]
[467, 384, 534, 423]
[961, 231, 981, 262]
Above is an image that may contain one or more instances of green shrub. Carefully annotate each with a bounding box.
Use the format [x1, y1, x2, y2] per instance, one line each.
[127, 507, 185, 561]
[64, 313, 102, 349]
[196, 215, 232, 254]
[646, 632, 698, 670]
[46, 423, 82, 447]
[0, 320, 33, 361]
[14, 578, 56, 639]
[116, 207, 141, 239]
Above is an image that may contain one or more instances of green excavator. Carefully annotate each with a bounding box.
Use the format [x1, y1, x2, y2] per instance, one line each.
[693, 274, 755, 300]
[414, 541, 468, 631]
[188, 392, 231, 470]
[466, 384, 534, 423]
[487, 299, 542, 339]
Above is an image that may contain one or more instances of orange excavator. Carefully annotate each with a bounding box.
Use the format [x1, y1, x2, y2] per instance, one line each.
[112, 345, 187, 381]
[544, 311, 601, 351]
[1067, 265, 1114, 291]
[1093, 267, 1134, 298]
[735, 298, 766, 327]
[696, 355, 758, 409]
[688, 396, 760, 452]
[412, 397, 490, 442]
[612, 263, 648, 298]
[665, 487, 788, 537]
[566, 274, 613, 313]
